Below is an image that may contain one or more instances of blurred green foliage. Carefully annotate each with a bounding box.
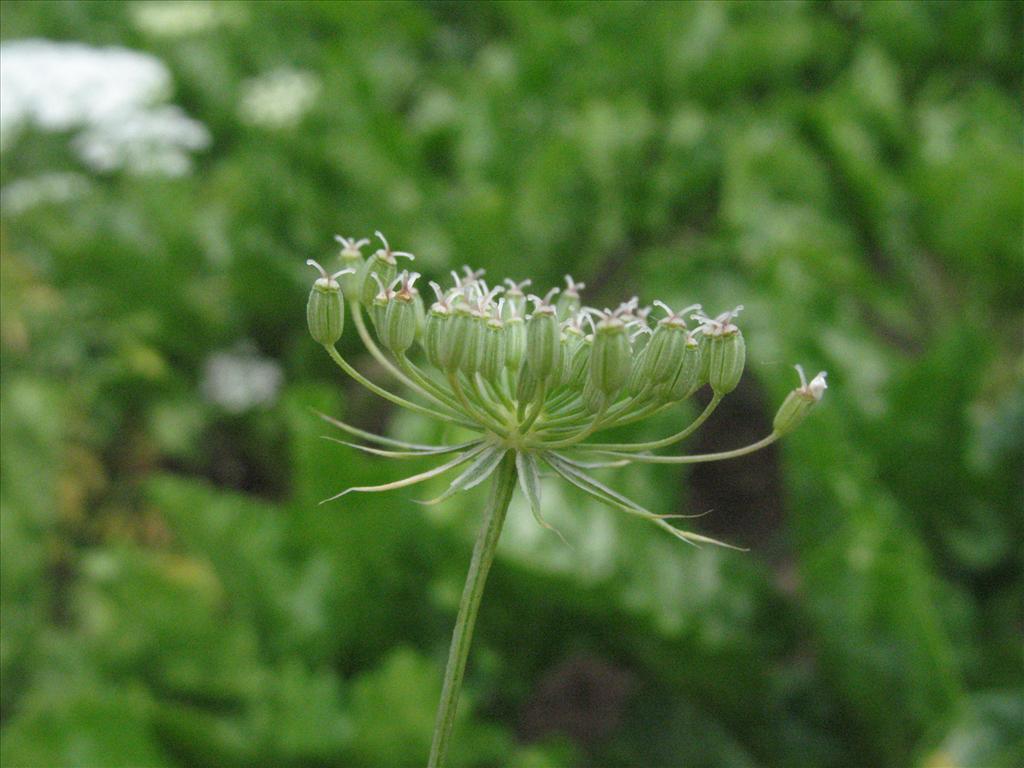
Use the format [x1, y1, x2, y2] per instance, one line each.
[1, 1, 1022, 766]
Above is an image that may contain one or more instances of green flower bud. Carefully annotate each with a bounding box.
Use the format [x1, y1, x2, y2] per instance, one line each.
[569, 335, 593, 389]
[357, 231, 414, 307]
[632, 327, 652, 356]
[481, 314, 506, 382]
[424, 281, 453, 369]
[458, 301, 491, 376]
[503, 313, 526, 370]
[368, 273, 391, 334]
[516, 359, 541, 404]
[773, 365, 827, 435]
[698, 306, 745, 395]
[555, 321, 585, 387]
[413, 292, 426, 341]
[334, 235, 369, 301]
[502, 279, 531, 321]
[379, 272, 420, 354]
[582, 379, 605, 413]
[525, 289, 562, 381]
[440, 304, 473, 373]
[424, 309, 448, 368]
[697, 333, 711, 387]
[626, 335, 652, 397]
[663, 332, 702, 401]
[555, 275, 584, 319]
[708, 332, 744, 395]
[306, 260, 354, 346]
[588, 314, 631, 398]
[641, 302, 701, 385]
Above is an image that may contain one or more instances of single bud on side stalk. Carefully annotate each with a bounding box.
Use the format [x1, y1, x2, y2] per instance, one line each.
[774, 365, 828, 435]
[306, 260, 353, 346]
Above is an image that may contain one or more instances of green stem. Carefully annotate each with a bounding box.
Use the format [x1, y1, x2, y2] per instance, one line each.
[585, 394, 722, 452]
[428, 453, 517, 768]
[594, 431, 781, 463]
[324, 344, 475, 428]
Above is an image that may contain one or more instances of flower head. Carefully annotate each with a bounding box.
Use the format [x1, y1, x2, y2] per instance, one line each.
[309, 233, 826, 548]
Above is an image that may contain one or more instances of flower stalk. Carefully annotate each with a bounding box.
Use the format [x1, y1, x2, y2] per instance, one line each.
[427, 452, 517, 768]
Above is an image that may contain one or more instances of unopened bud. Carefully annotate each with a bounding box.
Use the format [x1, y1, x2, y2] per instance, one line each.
[357, 231, 414, 306]
[306, 260, 353, 346]
[525, 289, 562, 380]
[458, 310, 488, 376]
[424, 308, 449, 369]
[555, 321, 585, 387]
[379, 272, 420, 354]
[439, 304, 473, 373]
[334, 235, 369, 301]
[504, 314, 526, 370]
[663, 332, 702, 401]
[516, 359, 541, 403]
[369, 273, 391, 333]
[502, 279, 531, 321]
[627, 344, 650, 397]
[582, 379, 605, 413]
[424, 282, 452, 368]
[568, 335, 593, 389]
[773, 365, 827, 435]
[588, 315, 631, 397]
[413, 291, 426, 341]
[481, 313, 506, 381]
[697, 306, 745, 395]
[555, 275, 585, 319]
[634, 303, 695, 390]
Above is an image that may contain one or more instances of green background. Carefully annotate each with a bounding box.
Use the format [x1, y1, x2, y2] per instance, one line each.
[1, 1, 1021, 766]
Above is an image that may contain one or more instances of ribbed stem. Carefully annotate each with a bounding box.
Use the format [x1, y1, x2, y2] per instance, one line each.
[427, 453, 517, 768]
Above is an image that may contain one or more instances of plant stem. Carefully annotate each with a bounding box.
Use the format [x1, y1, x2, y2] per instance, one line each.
[428, 453, 517, 768]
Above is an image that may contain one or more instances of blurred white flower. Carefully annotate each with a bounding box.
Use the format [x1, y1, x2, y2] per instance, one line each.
[73, 105, 210, 177]
[130, 1, 246, 38]
[238, 68, 320, 129]
[1, 172, 89, 216]
[200, 343, 283, 414]
[0, 39, 210, 174]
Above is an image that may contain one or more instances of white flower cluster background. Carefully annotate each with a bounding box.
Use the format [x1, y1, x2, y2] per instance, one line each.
[0, 39, 210, 176]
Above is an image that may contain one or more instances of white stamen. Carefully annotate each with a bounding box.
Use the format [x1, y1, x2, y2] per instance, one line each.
[794, 364, 808, 389]
[306, 259, 329, 280]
